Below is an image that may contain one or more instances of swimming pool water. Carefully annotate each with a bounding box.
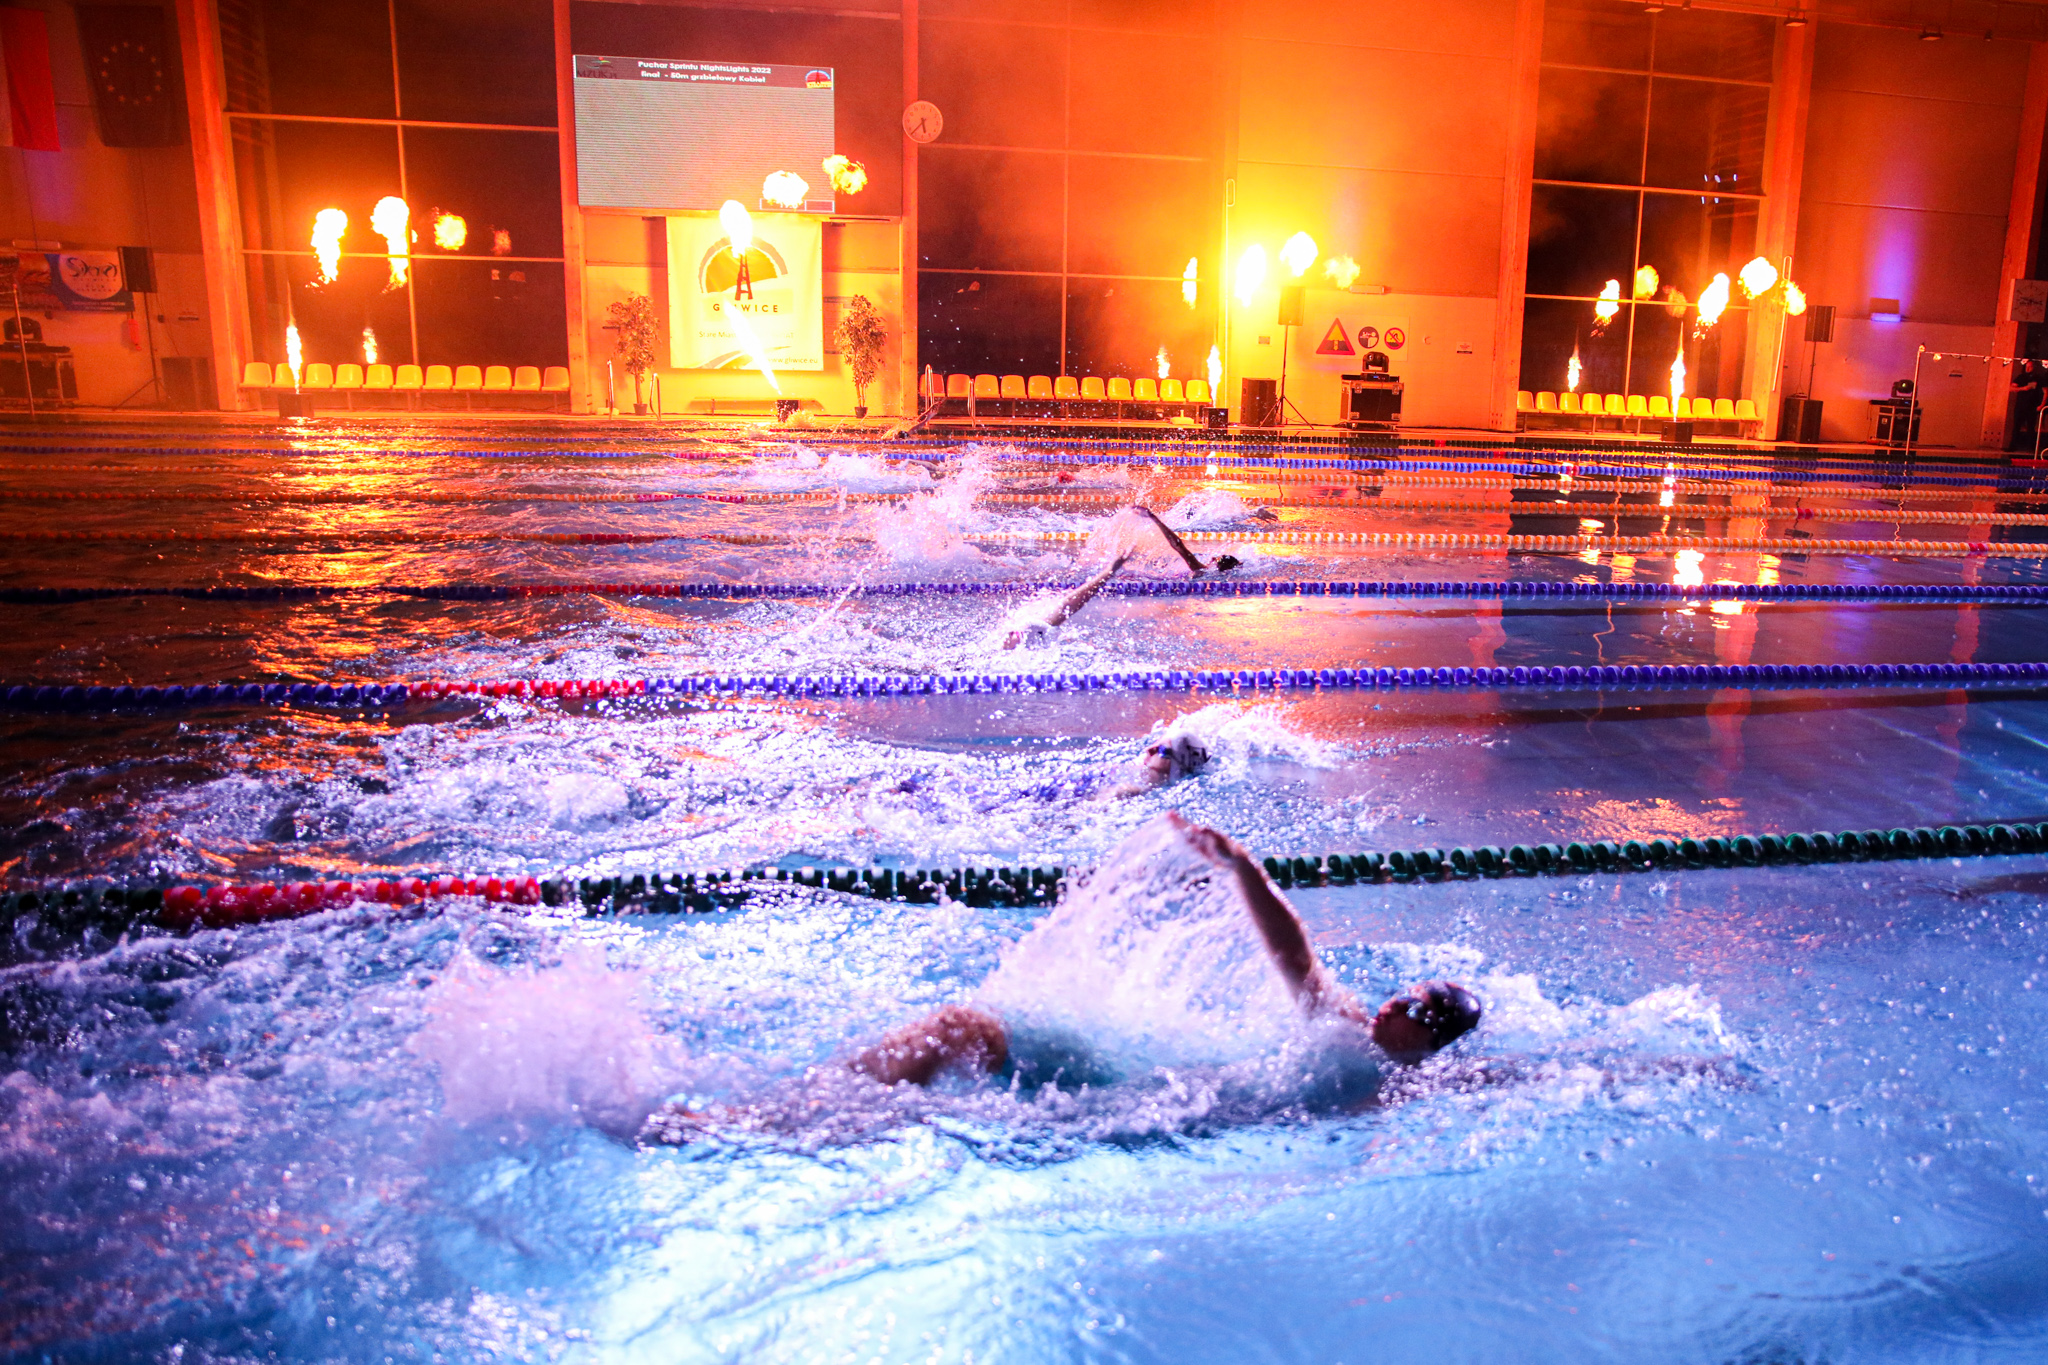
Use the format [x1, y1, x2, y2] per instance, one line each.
[4, 424, 2048, 1363]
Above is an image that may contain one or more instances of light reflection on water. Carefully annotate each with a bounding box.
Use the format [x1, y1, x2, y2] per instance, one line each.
[4, 434, 2048, 1362]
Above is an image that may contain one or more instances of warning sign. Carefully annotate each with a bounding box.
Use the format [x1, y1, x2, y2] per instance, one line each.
[1315, 319, 1354, 356]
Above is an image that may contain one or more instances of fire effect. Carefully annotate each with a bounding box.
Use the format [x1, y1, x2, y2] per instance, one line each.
[1322, 255, 1359, 289]
[1234, 245, 1267, 305]
[310, 208, 346, 284]
[1182, 257, 1198, 308]
[1669, 344, 1686, 407]
[1738, 256, 1778, 297]
[1632, 264, 1659, 299]
[1206, 345, 1221, 398]
[1695, 272, 1730, 335]
[1663, 285, 1689, 318]
[1592, 278, 1621, 334]
[285, 323, 303, 391]
[433, 213, 467, 251]
[369, 196, 411, 289]
[1156, 346, 1170, 380]
[822, 155, 867, 195]
[361, 327, 378, 365]
[717, 200, 779, 393]
[1566, 342, 1582, 393]
[1782, 281, 1808, 316]
[1279, 232, 1318, 278]
[761, 171, 809, 209]
[491, 228, 512, 256]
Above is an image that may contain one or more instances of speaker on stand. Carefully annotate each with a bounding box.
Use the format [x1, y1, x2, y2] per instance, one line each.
[116, 246, 165, 408]
[1274, 285, 1308, 427]
[1777, 305, 1834, 444]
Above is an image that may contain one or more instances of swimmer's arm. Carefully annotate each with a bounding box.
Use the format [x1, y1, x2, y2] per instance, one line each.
[849, 1004, 1009, 1086]
[1181, 822, 1345, 1014]
[1006, 552, 1132, 646]
[1130, 507, 1208, 576]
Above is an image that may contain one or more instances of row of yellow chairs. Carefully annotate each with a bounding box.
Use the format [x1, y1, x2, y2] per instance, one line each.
[1517, 390, 1759, 423]
[929, 373, 1214, 404]
[240, 362, 571, 394]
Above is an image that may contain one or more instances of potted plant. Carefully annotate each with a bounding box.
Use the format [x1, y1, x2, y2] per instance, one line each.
[833, 294, 887, 418]
[606, 293, 661, 414]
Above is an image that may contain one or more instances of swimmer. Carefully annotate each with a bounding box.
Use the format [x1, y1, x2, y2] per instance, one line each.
[1125, 506, 1241, 577]
[1103, 732, 1210, 798]
[846, 814, 1480, 1089]
[1001, 551, 1133, 649]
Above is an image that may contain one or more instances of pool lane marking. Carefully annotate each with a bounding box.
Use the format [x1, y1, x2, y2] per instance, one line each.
[6, 659, 2048, 712]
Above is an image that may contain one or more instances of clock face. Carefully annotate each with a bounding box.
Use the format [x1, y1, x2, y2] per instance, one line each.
[901, 101, 943, 145]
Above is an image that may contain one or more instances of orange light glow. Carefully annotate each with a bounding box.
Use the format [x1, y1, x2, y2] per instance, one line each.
[369, 196, 410, 289]
[1739, 256, 1778, 297]
[433, 213, 467, 251]
[310, 208, 346, 284]
[1782, 281, 1808, 316]
[1279, 232, 1318, 278]
[1592, 278, 1621, 334]
[1322, 255, 1359, 289]
[715, 200, 777, 393]
[762, 171, 809, 209]
[1182, 257, 1198, 308]
[719, 199, 754, 259]
[1566, 342, 1582, 393]
[285, 323, 303, 391]
[1674, 549, 1705, 588]
[1156, 346, 1170, 380]
[822, 154, 868, 195]
[1695, 272, 1730, 334]
[1234, 245, 1267, 305]
[1632, 264, 1659, 299]
[1670, 344, 1686, 407]
[361, 326, 378, 365]
[491, 228, 512, 256]
[1207, 344, 1222, 397]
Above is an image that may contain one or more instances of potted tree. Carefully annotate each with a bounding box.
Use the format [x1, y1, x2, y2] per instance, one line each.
[606, 293, 661, 414]
[833, 294, 887, 418]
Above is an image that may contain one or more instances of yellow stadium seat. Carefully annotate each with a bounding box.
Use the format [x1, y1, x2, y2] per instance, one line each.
[1536, 391, 1559, 412]
[1161, 378, 1184, 401]
[422, 365, 453, 391]
[1696, 398, 1718, 420]
[1080, 376, 1106, 400]
[1053, 376, 1080, 399]
[542, 366, 570, 392]
[240, 360, 273, 388]
[1516, 390, 1535, 413]
[1604, 394, 1628, 416]
[1185, 379, 1210, 403]
[334, 363, 364, 390]
[482, 365, 512, 392]
[363, 364, 394, 391]
[1558, 393, 1581, 414]
[1134, 377, 1158, 400]
[1107, 377, 1133, 400]
[300, 362, 333, 390]
[512, 366, 541, 392]
[946, 374, 970, 398]
[1733, 398, 1759, 422]
[1625, 394, 1649, 418]
[453, 365, 483, 392]
[1027, 375, 1053, 399]
[1649, 395, 1672, 419]
[394, 365, 424, 391]
[1000, 375, 1026, 399]
[971, 374, 997, 398]
[1713, 398, 1736, 420]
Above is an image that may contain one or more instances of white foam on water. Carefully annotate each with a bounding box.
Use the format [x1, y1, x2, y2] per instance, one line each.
[1146, 702, 1342, 779]
[1163, 489, 1262, 530]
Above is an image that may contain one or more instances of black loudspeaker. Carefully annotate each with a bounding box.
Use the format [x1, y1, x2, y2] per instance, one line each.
[1239, 377, 1280, 427]
[161, 356, 214, 411]
[1803, 305, 1836, 344]
[120, 246, 157, 294]
[1778, 394, 1824, 443]
[1276, 285, 1305, 327]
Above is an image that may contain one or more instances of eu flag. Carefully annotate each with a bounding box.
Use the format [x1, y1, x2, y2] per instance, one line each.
[76, 5, 186, 148]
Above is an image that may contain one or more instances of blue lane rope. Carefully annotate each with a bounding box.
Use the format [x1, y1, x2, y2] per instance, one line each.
[5, 658, 2048, 713]
[4, 579, 2047, 606]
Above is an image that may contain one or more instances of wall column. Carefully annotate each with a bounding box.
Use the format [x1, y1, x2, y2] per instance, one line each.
[1489, 0, 1543, 432]
[554, 0, 592, 414]
[1748, 18, 1812, 438]
[174, 0, 247, 410]
[898, 0, 918, 415]
[1984, 41, 2048, 449]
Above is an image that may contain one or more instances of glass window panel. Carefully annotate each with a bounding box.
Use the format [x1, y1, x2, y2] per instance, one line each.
[1637, 193, 1757, 302]
[1068, 0, 1218, 35]
[1065, 155, 1214, 278]
[402, 128, 564, 260]
[222, 0, 395, 119]
[269, 253, 418, 369]
[1526, 184, 1638, 299]
[230, 121, 403, 256]
[918, 148, 1064, 272]
[920, 20, 1066, 148]
[1624, 295, 1691, 399]
[413, 259, 568, 366]
[395, 0, 556, 126]
[1063, 278, 1214, 381]
[1069, 37, 1217, 156]
[1518, 295, 1614, 395]
[917, 271, 1063, 376]
[1643, 77, 1767, 193]
[1534, 68, 1647, 186]
[1688, 307, 1750, 401]
[1541, 0, 1651, 72]
[1652, 9, 1777, 82]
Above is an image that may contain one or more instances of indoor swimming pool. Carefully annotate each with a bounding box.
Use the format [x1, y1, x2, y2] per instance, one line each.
[4, 424, 2048, 1363]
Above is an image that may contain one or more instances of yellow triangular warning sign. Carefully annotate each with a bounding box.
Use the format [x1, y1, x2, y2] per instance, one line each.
[1315, 318, 1355, 355]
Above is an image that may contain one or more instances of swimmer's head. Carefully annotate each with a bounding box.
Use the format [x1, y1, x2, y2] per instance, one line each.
[1369, 981, 1481, 1063]
[1141, 734, 1209, 781]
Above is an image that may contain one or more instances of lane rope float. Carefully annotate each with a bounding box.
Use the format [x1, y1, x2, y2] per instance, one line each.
[5, 657, 2048, 713]
[11, 818, 2048, 934]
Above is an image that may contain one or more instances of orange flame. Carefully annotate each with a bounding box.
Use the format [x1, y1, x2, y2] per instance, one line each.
[1234, 245, 1267, 305]
[1566, 343, 1582, 393]
[1322, 255, 1359, 289]
[1156, 346, 1170, 380]
[1279, 232, 1318, 278]
[1669, 344, 1686, 406]
[433, 213, 467, 251]
[1782, 280, 1807, 316]
[1592, 279, 1621, 334]
[1738, 256, 1778, 297]
[361, 326, 378, 366]
[369, 196, 410, 289]
[719, 200, 753, 258]
[821, 155, 867, 195]
[491, 228, 511, 256]
[715, 201, 777, 392]
[761, 171, 808, 209]
[310, 208, 346, 284]
[285, 323, 303, 391]
[1182, 257, 1198, 308]
[1694, 272, 1730, 335]
[1632, 264, 1659, 299]
[1206, 345, 1221, 397]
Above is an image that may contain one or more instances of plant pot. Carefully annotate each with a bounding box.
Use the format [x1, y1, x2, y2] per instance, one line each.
[633, 402, 649, 416]
[853, 405, 868, 419]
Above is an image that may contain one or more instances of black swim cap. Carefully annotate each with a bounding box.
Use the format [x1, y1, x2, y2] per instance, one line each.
[1402, 981, 1482, 1050]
